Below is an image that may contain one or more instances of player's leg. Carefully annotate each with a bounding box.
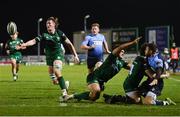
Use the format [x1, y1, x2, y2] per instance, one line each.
[53, 60, 68, 98]
[172, 59, 176, 73]
[142, 91, 169, 105]
[16, 63, 19, 73]
[103, 91, 140, 104]
[10, 58, 17, 81]
[65, 73, 101, 102]
[15, 63, 20, 79]
[142, 79, 175, 106]
[87, 58, 97, 74]
[126, 91, 141, 103]
[65, 82, 101, 102]
[94, 61, 103, 70]
[174, 59, 178, 72]
[48, 66, 59, 85]
[88, 83, 101, 101]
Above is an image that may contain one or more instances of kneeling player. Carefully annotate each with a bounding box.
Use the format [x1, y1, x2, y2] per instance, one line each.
[64, 37, 142, 102]
[103, 43, 148, 104]
[139, 43, 176, 106]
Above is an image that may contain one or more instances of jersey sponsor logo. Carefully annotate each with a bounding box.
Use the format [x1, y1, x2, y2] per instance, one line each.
[93, 40, 103, 46]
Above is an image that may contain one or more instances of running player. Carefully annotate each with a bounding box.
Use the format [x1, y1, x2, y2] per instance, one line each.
[5, 21, 26, 81]
[81, 23, 111, 74]
[21, 17, 79, 99]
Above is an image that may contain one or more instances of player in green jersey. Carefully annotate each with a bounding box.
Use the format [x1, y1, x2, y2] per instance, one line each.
[5, 22, 26, 81]
[21, 17, 79, 99]
[103, 43, 148, 104]
[103, 43, 175, 105]
[64, 36, 142, 102]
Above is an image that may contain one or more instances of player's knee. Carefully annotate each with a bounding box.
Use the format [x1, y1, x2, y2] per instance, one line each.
[135, 97, 141, 103]
[53, 63, 62, 71]
[94, 62, 103, 70]
[91, 91, 101, 101]
[143, 97, 153, 105]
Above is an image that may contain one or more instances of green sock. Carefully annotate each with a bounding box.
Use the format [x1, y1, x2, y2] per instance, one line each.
[74, 92, 90, 100]
[58, 76, 67, 89]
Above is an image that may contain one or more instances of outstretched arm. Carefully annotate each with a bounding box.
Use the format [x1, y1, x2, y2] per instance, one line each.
[112, 36, 142, 57]
[21, 39, 37, 47]
[64, 38, 79, 63]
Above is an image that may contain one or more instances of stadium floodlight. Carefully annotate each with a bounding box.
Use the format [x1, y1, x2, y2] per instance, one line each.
[84, 14, 90, 33]
[37, 18, 43, 62]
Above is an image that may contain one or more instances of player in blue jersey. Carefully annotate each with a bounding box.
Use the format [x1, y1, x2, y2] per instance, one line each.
[81, 23, 111, 74]
[139, 43, 176, 105]
[103, 43, 175, 105]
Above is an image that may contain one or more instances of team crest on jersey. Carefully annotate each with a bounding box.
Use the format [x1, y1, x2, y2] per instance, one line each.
[56, 37, 60, 41]
[57, 56, 61, 59]
[45, 36, 49, 39]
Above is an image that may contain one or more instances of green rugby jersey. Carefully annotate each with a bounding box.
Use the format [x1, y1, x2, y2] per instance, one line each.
[35, 30, 66, 57]
[123, 56, 146, 92]
[6, 38, 23, 55]
[94, 53, 128, 82]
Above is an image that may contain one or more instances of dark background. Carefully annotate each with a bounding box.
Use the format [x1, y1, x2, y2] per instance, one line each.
[0, 0, 179, 55]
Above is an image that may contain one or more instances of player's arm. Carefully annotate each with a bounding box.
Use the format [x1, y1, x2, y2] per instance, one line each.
[16, 45, 26, 50]
[21, 38, 37, 47]
[103, 40, 111, 54]
[145, 68, 170, 79]
[123, 61, 131, 70]
[5, 43, 10, 55]
[149, 67, 163, 86]
[80, 37, 95, 50]
[16, 40, 26, 50]
[64, 37, 79, 63]
[112, 36, 142, 57]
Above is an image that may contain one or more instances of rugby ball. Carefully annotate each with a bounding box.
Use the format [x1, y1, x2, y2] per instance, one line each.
[7, 21, 17, 35]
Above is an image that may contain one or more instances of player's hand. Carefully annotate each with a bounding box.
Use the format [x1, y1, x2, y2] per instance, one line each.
[160, 72, 170, 79]
[107, 50, 111, 54]
[20, 43, 27, 47]
[74, 55, 80, 64]
[134, 36, 142, 44]
[89, 44, 96, 50]
[6, 50, 10, 55]
[15, 45, 21, 50]
[149, 79, 158, 86]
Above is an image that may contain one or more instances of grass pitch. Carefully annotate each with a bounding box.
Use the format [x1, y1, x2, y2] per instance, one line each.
[0, 64, 180, 116]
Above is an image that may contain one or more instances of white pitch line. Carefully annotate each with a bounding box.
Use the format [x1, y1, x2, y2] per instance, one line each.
[169, 77, 180, 82]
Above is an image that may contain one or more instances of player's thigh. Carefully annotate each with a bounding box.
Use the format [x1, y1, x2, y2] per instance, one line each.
[94, 61, 103, 69]
[10, 58, 17, 65]
[53, 60, 63, 70]
[143, 91, 157, 105]
[88, 83, 101, 92]
[126, 91, 140, 103]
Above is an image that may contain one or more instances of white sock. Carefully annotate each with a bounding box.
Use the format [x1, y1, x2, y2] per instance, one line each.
[62, 89, 67, 96]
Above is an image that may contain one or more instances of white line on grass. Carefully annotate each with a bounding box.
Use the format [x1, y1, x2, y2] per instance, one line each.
[169, 77, 180, 82]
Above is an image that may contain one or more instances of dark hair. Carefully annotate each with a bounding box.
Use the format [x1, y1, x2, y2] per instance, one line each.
[140, 43, 148, 56]
[91, 23, 100, 28]
[148, 43, 157, 54]
[47, 16, 59, 29]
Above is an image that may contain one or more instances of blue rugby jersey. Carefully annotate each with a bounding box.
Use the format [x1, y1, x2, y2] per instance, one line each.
[148, 53, 163, 71]
[81, 33, 106, 59]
